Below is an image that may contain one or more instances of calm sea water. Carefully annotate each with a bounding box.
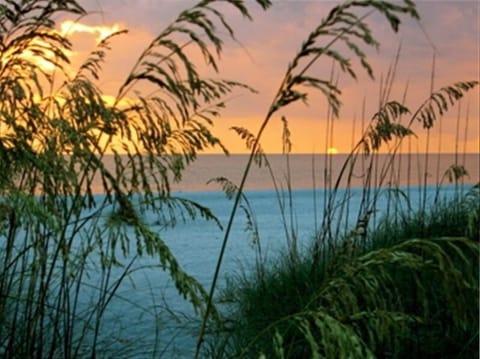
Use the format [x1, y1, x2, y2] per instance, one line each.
[83, 153, 478, 357]
[173, 153, 479, 192]
[101, 153, 479, 193]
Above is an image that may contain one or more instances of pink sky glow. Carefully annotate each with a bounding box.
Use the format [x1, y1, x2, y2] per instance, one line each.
[59, 0, 479, 154]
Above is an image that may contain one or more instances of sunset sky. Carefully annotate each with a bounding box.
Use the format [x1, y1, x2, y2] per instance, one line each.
[58, 0, 479, 154]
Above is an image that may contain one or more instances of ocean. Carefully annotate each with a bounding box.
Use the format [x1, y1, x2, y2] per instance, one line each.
[84, 153, 478, 357]
[101, 153, 479, 193]
[4, 153, 478, 357]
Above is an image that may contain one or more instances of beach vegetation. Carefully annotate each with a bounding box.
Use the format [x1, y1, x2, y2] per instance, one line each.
[0, 0, 478, 358]
[0, 0, 270, 356]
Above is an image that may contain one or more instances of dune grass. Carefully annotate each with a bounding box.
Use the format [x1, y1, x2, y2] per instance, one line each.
[211, 186, 479, 358]
[1, 1, 478, 358]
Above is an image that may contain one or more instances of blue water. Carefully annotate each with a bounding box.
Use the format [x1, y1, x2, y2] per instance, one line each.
[88, 189, 326, 357]
[1, 169, 474, 357]
[2, 153, 478, 357]
[4, 153, 479, 357]
[79, 183, 470, 357]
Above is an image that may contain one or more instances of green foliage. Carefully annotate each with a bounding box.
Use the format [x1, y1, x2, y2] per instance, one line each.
[312, 78, 477, 254]
[0, 0, 272, 357]
[1, 0, 478, 358]
[218, 201, 479, 358]
[200, 2, 424, 353]
[369, 188, 480, 250]
[209, 0, 479, 356]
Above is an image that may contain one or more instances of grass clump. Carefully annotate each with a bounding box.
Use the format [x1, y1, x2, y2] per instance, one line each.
[197, 0, 479, 355]
[215, 189, 479, 358]
[368, 184, 480, 250]
[1, 0, 477, 357]
[0, 0, 272, 357]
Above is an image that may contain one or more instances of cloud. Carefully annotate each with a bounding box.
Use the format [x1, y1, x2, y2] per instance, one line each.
[59, 20, 123, 43]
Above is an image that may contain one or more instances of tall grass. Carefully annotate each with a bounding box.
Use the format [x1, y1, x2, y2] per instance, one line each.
[0, 0, 271, 357]
[0, 1, 478, 358]
[195, 1, 479, 357]
[208, 93, 479, 357]
[210, 176, 478, 358]
[209, 100, 479, 357]
[195, 1, 426, 354]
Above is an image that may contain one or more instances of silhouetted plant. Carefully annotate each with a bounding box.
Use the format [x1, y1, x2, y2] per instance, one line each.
[0, 0, 271, 357]
[201, 0, 478, 358]
[1, 1, 478, 358]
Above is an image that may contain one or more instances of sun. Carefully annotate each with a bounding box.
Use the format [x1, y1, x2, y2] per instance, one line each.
[327, 147, 338, 155]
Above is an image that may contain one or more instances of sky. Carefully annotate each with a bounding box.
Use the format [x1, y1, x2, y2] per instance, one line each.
[56, 0, 479, 154]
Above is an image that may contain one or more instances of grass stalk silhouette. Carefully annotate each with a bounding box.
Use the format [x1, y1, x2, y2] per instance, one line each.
[0, 1, 478, 358]
[195, 2, 423, 355]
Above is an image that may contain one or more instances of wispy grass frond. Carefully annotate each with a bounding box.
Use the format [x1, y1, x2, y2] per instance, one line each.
[411, 81, 479, 129]
[221, 235, 478, 358]
[0, 1, 273, 357]
[74, 29, 129, 81]
[208, 176, 261, 250]
[198, 2, 421, 354]
[269, 0, 418, 118]
[443, 164, 469, 184]
[230, 126, 266, 167]
[360, 101, 413, 154]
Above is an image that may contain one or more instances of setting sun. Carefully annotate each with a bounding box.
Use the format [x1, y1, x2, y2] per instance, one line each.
[1, 2, 478, 358]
